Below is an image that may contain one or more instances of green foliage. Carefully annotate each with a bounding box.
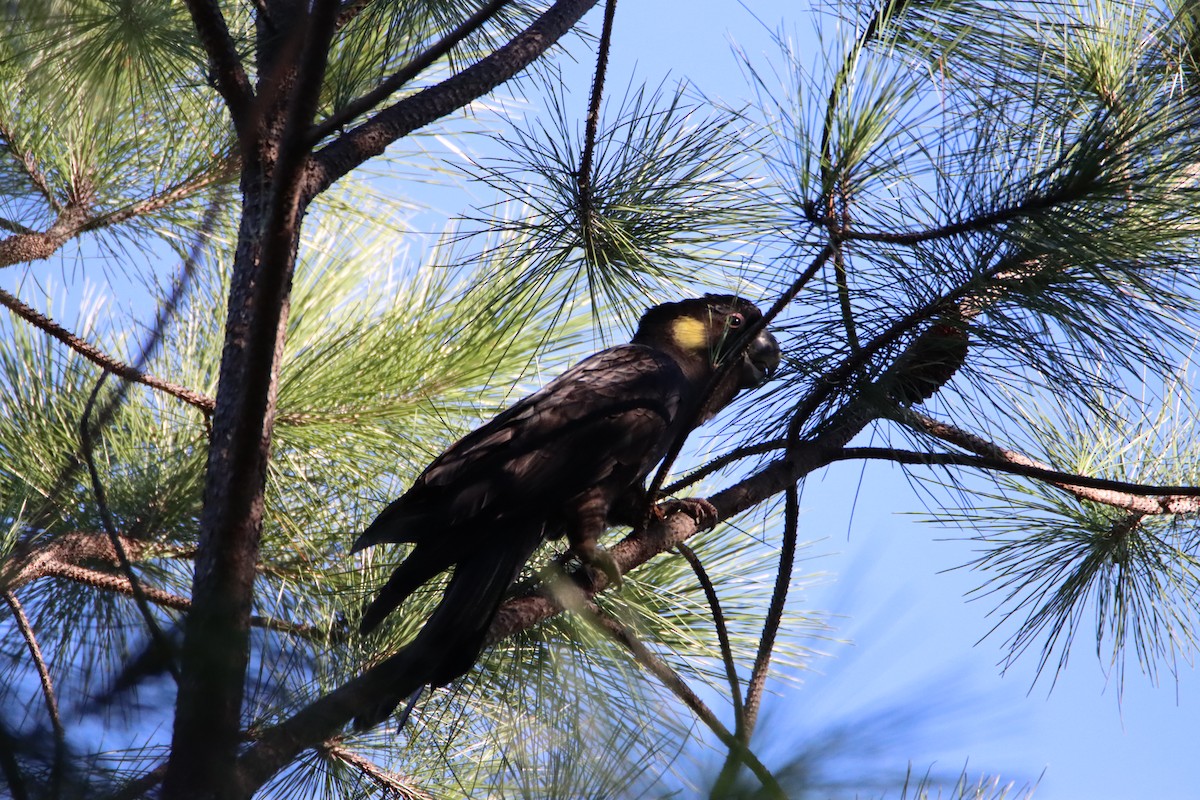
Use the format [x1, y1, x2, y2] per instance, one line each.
[463, 76, 775, 333]
[6, 0, 1200, 797]
[941, 376, 1200, 685]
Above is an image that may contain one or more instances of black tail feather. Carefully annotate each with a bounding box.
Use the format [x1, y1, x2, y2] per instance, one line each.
[359, 544, 450, 634]
[353, 524, 544, 730]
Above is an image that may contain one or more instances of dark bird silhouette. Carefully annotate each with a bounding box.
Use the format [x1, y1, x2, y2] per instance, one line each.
[351, 294, 781, 728]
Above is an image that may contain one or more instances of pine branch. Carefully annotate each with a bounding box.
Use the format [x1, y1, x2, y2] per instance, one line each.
[8, 188, 222, 549]
[0, 118, 59, 210]
[303, 0, 601, 200]
[897, 410, 1200, 514]
[318, 741, 436, 800]
[0, 217, 34, 235]
[663, 439, 789, 495]
[675, 543, 743, 730]
[0, 154, 233, 271]
[711, 484, 799, 795]
[2, 591, 62, 738]
[53, 375, 176, 688]
[81, 158, 239, 232]
[0, 287, 216, 413]
[1, 532, 324, 641]
[41, 561, 190, 609]
[180, 0, 255, 133]
[0, 203, 89, 268]
[579, 601, 785, 800]
[743, 483, 797, 732]
[575, 0, 617, 261]
[309, 0, 514, 143]
[3, 531, 154, 590]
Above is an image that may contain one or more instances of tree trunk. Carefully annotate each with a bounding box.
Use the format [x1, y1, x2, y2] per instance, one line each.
[163, 6, 325, 793]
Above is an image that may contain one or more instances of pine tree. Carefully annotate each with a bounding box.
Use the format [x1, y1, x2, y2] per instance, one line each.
[3, 1, 1200, 798]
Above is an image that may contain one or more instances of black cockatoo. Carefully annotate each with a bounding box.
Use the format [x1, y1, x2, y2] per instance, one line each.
[351, 294, 780, 727]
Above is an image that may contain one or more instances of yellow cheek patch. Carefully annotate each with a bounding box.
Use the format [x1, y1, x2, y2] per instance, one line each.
[670, 316, 709, 351]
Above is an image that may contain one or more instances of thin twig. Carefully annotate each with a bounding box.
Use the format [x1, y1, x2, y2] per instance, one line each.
[309, 0, 513, 143]
[81, 372, 180, 683]
[580, 601, 786, 799]
[675, 543, 743, 730]
[743, 483, 797, 733]
[3, 587, 66, 797]
[575, 0, 617, 259]
[890, 411, 1200, 513]
[2, 591, 62, 737]
[319, 740, 435, 800]
[712, 483, 799, 794]
[816, 0, 909, 364]
[0, 287, 216, 413]
[838, 186, 1103, 246]
[0, 216, 35, 235]
[664, 438, 790, 495]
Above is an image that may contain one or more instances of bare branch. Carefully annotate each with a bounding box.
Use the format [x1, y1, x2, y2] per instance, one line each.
[2, 591, 62, 737]
[0, 287, 216, 413]
[309, 0, 513, 143]
[897, 410, 1200, 514]
[675, 543, 743, 729]
[180, 0, 255, 133]
[580, 601, 785, 798]
[318, 741, 435, 800]
[304, 0, 601, 200]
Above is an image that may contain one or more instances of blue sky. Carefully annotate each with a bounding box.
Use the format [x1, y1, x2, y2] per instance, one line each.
[2, 2, 1195, 797]
[594, 1, 1199, 797]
